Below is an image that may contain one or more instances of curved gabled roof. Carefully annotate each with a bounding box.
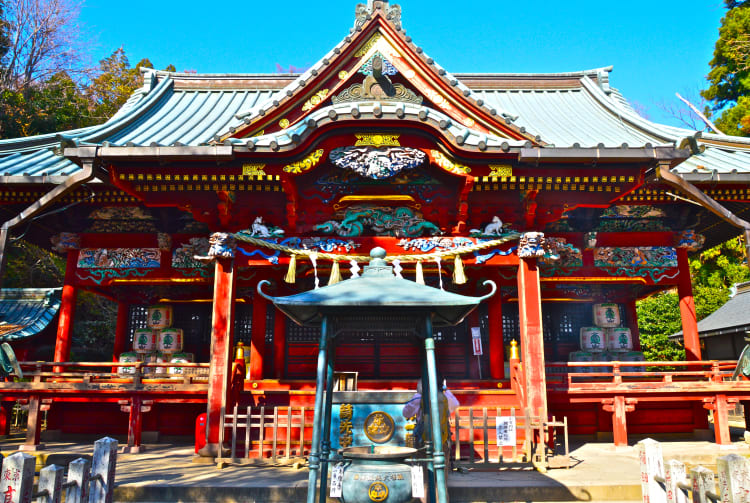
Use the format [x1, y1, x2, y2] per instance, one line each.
[0, 288, 61, 342]
[0, 3, 746, 181]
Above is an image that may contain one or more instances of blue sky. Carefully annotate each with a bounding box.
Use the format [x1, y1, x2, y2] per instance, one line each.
[79, 0, 727, 128]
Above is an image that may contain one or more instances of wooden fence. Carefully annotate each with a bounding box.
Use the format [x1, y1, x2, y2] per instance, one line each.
[217, 405, 314, 466]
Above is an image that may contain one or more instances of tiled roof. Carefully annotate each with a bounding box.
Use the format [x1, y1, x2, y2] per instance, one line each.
[0, 288, 62, 342]
[0, 67, 746, 181]
[671, 282, 750, 339]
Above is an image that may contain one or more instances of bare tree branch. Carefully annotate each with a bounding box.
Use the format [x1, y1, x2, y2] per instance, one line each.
[675, 93, 724, 135]
[0, 0, 91, 93]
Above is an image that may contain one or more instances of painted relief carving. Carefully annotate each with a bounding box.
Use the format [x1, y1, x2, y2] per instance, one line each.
[594, 247, 677, 269]
[677, 230, 705, 251]
[283, 149, 325, 174]
[398, 237, 474, 253]
[469, 216, 505, 237]
[596, 204, 670, 232]
[50, 233, 80, 253]
[304, 169, 443, 204]
[539, 238, 582, 267]
[86, 206, 158, 233]
[354, 134, 400, 147]
[359, 52, 398, 76]
[518, 232, 547, 258]
[249, 217, 285, 238]
[172, 238, 210, 269]
[157, 233, 171, 251]
[354, 33, 382, 58]
[207, 233, 236, 259]
[329, 146, 426, 179]
[315, 205, 441, 237]
[77, 248, 161, 268]
[331, 82, 422, 105]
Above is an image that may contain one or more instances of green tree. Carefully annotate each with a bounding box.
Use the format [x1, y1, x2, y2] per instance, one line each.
[636, 292, 685, 361]
[637, 235, 750, 361]
[702, 3, 750, 135]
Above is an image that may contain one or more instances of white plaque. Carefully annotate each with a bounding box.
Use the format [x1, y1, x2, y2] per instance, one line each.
[496, 416, 516, 447]
[471, 327, 483, 355]
[330, 463, 344, 498]
[411, 464, 425, 498]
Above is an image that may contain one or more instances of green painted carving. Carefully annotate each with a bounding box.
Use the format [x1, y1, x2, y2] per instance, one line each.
[315, 205, 441, 237]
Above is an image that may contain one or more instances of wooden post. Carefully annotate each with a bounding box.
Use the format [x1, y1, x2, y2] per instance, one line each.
[121, 397, 151, 454]
[637, 438, 666, 503]
[249, 293, 267, 381]
[53, 253, 78, 371]
[708, 394, 732, 445]
[717, 453, 750, 503]
[199, 256, 236, 458]
[517, 256, 547, 418]
[664, 459, 688, 503]
[89, 437, 118, 503]
[677, 248, 701, 361]
[603, 396, 635, 448]
[488, 292, 504, 380]
[690, 466, 716, 503]
[64, 458, 90, 503]
[0, 452, 36, 503]
[112, 302, 129, 362]
[36, 464, 63, 503]
[273, 307, 286, 379]
[625, 299, 641, 351]
[20, 395, 44, 451]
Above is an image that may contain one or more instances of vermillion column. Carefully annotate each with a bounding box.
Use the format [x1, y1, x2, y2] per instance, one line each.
[249, 293, 267, 381]
[273, 308, 286, 379]
[199, 234, 237, 458]
[53, 252, 79, 370]
[676, 246, 701, 361]
[517, 234, 547, 418]
[112, 301, 130, 361]
[488, 291, 504, 380]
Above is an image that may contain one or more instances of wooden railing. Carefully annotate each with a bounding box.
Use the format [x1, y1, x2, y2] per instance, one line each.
[0, 361, 211, 392]
[545, 360, 740, 389]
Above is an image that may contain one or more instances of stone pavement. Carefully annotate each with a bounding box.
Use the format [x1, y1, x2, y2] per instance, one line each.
[1, 433, 748, 502]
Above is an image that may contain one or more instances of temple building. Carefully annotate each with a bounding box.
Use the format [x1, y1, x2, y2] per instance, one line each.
[1, 0, 750, 459]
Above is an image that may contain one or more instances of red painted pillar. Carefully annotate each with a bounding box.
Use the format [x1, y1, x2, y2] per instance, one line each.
[200, 257, 236, 457]
[249, 294, 267, 381]
[603, 396, 635, 447]
[112, 301, 129, 361]
[488, 292, 504, 380]
[677, 248, 701, 361]
[517, 257, 547, 418]
[625, 300, 641, 351]
[273, 308, 286, 379]
[53, 253, 78, 370]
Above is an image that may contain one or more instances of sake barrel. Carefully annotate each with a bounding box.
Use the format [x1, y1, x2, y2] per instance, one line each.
[147, 305, 173, 329]
[606, 327, 633, 352]
[168, 352, 194, 376]
[144, 352, 168, 375]
[133, 329, 157, 353]
[569, 351, 595, 374]
[593, 303, 621, 327]
[118, 352, 141, 375]
[579, 327, 606, 352]
[158, 328, 183, 354]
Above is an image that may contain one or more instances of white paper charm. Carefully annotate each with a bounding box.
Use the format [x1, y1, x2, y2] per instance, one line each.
[310, 252, 320, 289]
[350, 259, 360, 278]
[393, 259, 403, 278]
[435, 256, 443, 290]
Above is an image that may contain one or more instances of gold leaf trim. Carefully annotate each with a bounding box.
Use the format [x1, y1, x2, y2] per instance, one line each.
[354, 134, 400, 147]
[489, 165, 512, 177]
[242, 164, 267, 176]
[301, 89, 329, 112]
[283, 149, 325, 174]
[431, 150, 471, 175]
[354, 33, 382, 57]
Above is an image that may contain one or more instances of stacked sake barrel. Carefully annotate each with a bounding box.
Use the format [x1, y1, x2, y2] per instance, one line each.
[569, 304, 644, 373]
[119, 305, 194, 376]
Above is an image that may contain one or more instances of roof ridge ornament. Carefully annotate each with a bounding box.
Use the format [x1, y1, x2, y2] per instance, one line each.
[355, 1, 402, 30]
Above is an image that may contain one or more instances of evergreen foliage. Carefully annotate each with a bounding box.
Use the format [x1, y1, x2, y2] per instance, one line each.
[702, 2, 750, 134]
